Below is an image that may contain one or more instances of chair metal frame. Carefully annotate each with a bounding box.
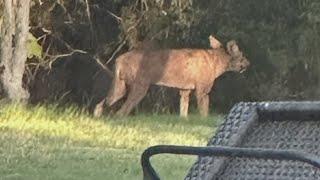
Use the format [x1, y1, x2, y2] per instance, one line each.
[141, 101, 320, 180]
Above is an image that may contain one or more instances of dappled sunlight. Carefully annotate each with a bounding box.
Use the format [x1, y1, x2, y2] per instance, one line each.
[0, 104, 219, 180]
[0, 104, 218, 151]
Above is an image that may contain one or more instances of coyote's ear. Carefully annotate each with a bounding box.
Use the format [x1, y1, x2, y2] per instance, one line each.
[209, 35, 222, 49]
[227, 40, 241, 56]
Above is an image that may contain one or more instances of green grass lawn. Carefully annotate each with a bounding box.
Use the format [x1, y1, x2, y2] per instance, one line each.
[0, 104, 221, 180]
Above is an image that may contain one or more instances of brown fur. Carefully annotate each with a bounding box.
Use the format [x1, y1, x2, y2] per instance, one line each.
[107, 36, 250, 117]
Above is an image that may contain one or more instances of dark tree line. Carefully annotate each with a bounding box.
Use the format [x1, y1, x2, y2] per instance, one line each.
[1, 0, 320, 113]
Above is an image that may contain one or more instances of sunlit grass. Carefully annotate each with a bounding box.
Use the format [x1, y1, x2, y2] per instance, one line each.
[0, 103, 221, 180]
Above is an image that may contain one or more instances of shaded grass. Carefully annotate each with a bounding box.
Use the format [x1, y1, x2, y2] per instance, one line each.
[0, 104, 221, 180]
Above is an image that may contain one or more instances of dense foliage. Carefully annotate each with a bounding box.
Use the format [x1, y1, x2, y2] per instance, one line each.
[22, 0, 320, 112]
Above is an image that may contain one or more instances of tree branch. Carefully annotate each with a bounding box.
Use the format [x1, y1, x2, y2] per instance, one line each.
[85, 0, 97, 49]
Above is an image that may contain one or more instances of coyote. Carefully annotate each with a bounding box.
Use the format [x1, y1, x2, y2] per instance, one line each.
[107, 35, 249, 117]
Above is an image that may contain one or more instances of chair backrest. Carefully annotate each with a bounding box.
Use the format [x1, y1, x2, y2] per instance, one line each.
[185, 101, 320, 180]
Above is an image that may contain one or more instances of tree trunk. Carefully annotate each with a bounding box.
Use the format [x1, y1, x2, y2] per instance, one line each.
[0, 0, 30, 101]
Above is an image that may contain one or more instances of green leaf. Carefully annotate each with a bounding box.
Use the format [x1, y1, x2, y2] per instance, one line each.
[27, 32, 42, 59]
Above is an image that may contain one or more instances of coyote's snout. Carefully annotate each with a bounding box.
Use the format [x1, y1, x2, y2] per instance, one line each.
[107, 35, 249, 117]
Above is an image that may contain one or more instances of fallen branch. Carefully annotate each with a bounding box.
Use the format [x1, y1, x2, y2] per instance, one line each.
[94, 57, 114, 77]
[47, 49, 88, 69]
[85, 0, 97, 48]
[42, 38, 52, 61]
[126, 12, 145, 33]
[107, 10, 122, 23]
[55, 35, 74, 52]
[105, 39, 126, 65]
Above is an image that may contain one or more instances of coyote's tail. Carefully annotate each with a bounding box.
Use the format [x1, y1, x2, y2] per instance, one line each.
[106, 63, 126, 106]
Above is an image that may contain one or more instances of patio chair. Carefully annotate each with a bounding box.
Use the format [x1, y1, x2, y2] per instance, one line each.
[142, 101, 320, 180]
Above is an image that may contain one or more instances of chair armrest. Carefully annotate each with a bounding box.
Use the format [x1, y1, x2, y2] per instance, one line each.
[141, 145, 320, 180]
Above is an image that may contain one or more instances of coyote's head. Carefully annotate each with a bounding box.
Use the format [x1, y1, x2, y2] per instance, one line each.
[226, 40, 249, 73]
[209, 35, 249, 73]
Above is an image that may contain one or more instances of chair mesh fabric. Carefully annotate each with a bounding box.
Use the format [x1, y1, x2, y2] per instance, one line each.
[185, 102, 320, 180]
